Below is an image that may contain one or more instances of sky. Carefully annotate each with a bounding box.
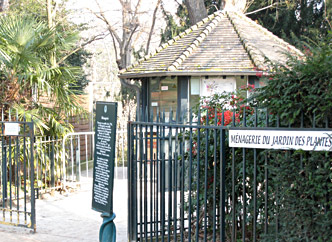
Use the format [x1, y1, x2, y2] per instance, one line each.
[66, 0, 178, 50]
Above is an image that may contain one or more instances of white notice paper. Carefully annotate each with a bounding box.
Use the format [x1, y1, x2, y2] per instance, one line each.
[4, 123, 20, 136]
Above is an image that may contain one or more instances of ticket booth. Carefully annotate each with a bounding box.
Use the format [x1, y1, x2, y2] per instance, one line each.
[119, 10, 302, 121]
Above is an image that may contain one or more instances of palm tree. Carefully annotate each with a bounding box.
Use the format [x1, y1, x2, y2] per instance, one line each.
[0, 15, 83, 136]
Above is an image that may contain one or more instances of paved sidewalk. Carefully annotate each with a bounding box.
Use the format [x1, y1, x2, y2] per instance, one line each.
[0, 178, 128, 242]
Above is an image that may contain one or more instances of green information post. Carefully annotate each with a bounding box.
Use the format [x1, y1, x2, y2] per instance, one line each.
[92, 102, 118, 242]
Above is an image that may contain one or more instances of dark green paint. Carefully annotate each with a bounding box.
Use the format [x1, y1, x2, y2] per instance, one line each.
[92, 102, 118, 215]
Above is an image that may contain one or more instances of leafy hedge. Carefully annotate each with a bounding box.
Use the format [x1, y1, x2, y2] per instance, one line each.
[183, 34, 332, 241]
[252, 33, 332, 241]
[252, 34, 332, 127]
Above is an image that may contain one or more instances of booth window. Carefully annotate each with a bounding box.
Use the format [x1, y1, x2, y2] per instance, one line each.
[190, 77, 200, 109]
[150, 77, 178, 121]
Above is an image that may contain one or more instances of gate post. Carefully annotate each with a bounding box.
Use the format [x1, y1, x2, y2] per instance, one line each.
[127, 122, 132, 241]
[29, 122, 36, 233]
[128, 121, 137, 241]
[50, 137, 55, 188]
[2, 142, 7, 207]
[220, 128, 226, 241]
[76, 137, 81, 182]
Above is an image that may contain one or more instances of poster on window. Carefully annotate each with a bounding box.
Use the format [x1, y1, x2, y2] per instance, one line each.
[201, 78, 236, 96]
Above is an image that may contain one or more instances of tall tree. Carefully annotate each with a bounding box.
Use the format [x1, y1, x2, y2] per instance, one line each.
[182, 0, 252, 25]
[92, 0, 162, 110]
[92, 0, 140, 106]
[184, 0, 207, 25]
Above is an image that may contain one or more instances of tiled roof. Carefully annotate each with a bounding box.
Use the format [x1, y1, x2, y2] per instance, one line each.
[119, 10, 302, 79]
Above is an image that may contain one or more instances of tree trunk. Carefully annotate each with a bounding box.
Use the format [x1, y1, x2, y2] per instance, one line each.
[46, 0, 57, 68]
[0, 0, 9, 12]
[121, 0, 132, 68]
[184, 0, 208, 25]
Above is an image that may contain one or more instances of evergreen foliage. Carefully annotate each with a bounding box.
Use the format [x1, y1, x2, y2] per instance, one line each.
[0, 14, 83, 136]
[160, 3, 190, 43]
[247, 0, 331, 48]
[252, 33, 332, 127]
[161, 0, 331, 50]
[249, 34, 332, 241]
[7, 0, 91, 91]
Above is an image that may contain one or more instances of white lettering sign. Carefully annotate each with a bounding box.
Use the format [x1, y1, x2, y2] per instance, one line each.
[229, 130, 332, 151]
[5, 123, 20, 136]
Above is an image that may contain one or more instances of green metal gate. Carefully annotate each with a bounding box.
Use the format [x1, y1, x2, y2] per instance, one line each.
[128, 109, 332, 241]
[128, 111, 227, 241]
[0, 120, 36, 231]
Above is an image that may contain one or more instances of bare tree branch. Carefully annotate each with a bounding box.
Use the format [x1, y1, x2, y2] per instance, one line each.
[110, 31, 119, 60]
[58, 33, 109, 65]
[244, 0, 254, 13]
[174, 0, 181, 6]
[90, 1, 122, 46]
[117, 0, 125, 8]
[47, 0, 53, 27]
[87, 0, 164, 115]
[146, 0, 161, 54]
[133, 0, 143, 21]
[124, 24, 138, 53]
[245, 2, 279, 15]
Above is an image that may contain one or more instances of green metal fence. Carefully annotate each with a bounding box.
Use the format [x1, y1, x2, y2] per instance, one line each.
[0, 120, 36, 231]
[128, 108, 332, 241]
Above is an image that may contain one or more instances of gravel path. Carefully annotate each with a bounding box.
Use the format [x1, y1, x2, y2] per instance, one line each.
[0, 178, 128, 242]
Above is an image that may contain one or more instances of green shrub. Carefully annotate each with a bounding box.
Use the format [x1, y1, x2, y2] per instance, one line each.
[252, 33, 332, 127]
[252, 34, 332, 241]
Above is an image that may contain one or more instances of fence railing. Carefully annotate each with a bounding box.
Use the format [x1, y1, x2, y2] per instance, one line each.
[34, 136, 62, 192]
[34, 128, 128, 194]
[33, 132, 95, 193]
[62, 132, 95, 188]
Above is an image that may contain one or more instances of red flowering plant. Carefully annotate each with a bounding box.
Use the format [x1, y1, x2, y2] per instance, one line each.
[183, 85, 258, 239]
[196, 84, 255, 127]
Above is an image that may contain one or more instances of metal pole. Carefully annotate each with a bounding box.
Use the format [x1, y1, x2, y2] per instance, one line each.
[99, 213, 116, 242]
[30, 123, 36, 233]
[76, 136, 81, 182]
[51, 137, 55, 188]
[122, 130, 125, 179]
[85, 134, 88, 177]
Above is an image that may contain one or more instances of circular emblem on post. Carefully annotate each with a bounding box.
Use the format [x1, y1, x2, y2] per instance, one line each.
[104, 105, 107, 113]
